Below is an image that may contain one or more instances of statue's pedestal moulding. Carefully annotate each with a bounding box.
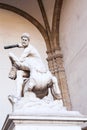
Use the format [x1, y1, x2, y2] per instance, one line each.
[2, 113, 87, 130]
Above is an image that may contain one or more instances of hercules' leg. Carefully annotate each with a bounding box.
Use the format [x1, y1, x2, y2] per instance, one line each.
[8, 52, 19, 80]
[9, 52, 19, 65]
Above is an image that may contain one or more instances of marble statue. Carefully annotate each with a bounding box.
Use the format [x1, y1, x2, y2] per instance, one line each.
[5, 33, 66, 114]
[8, 33, 61, 100]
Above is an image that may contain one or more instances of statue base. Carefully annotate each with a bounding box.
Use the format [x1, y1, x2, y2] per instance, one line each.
[2, 113, 87, 130]
[8, 92, 67, 114]
[3, 92, 87, 130]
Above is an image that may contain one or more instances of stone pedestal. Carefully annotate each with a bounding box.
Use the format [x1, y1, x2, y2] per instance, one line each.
[2, 113, 87, 130]
[2, 94, 87, 130]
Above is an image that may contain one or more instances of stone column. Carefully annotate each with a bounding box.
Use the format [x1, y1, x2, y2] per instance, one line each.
[47, 48, 72, 110]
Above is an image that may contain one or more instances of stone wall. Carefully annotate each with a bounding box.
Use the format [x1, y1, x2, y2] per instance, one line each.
[60, 0, 87, 115]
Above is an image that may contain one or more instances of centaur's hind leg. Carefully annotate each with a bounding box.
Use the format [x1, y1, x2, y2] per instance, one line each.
[51, 76, 62, 100]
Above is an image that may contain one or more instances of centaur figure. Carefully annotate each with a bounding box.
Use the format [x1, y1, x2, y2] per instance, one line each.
[7, 33, 62, 102]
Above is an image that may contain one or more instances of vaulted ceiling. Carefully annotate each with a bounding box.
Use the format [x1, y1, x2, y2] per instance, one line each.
[0, 0, 61, 28]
